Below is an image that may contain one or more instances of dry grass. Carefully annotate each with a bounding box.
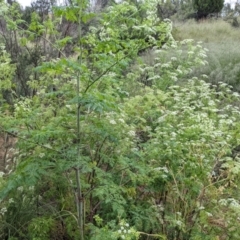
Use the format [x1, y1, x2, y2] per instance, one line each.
[173, 19, 240, 91]
[173, 18, 240, 43]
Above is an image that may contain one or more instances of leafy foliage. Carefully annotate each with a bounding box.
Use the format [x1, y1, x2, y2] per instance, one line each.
[0, 0, 240, 240]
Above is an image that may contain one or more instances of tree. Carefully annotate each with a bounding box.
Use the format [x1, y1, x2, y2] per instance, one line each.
[0, 0, 180, 239]
[176, 0, 196, 20]
[31, 0, 56, 21]
[2, 0, 240, 239]
[193, 0, 224, 19]
[157, 0, 178, 19]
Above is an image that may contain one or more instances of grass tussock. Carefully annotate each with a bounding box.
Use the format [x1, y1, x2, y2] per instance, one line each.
[173, 19, 240, 91]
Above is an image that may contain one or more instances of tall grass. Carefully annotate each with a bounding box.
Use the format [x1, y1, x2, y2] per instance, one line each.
[173, 19, 240, 91]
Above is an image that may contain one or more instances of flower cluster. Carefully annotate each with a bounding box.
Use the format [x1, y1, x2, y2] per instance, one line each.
[115, 220, 139, 240]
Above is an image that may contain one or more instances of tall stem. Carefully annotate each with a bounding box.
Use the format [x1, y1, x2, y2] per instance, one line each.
[75, 0, 84, 239]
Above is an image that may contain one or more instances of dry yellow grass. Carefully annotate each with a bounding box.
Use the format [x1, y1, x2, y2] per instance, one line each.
[172, 19, 240, 91]
[173, 19, 240, 43]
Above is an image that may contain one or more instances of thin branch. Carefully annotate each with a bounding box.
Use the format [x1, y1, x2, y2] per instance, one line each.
[0, 127, 65, 156]
[138, 231, 166, 239]
[16, 25, 67, 58]
[83, 54, 129, 93]
[83, 42, 155, 93]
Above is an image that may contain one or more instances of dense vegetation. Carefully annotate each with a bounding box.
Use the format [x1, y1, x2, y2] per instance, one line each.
[1, 0, 240, 239]
[193, 0, 224, 19]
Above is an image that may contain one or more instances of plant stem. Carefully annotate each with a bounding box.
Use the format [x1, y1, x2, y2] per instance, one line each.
[75, 0, 84, 239]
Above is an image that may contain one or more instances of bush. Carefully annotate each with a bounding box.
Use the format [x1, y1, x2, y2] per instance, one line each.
[193, 0, 224, 19]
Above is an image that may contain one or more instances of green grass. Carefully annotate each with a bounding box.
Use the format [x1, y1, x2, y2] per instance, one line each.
[173, 19, 240, 91]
